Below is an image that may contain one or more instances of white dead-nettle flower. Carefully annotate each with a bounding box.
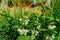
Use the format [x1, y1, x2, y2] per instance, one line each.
[48, 25, 56, 29]
[52, 35, 55, 39]
[35, 30, 39, 36]
[19, 18, 22, 21]
[52, 25, 56, 29]
[46, 35, 53, 40]
[46, 36, 48, 39]
[31, 30, 39, 36]
[17, 29, 22, 32]
[17, 29, 29, 35]
[17, 29, 23, 35]
[31, 30, 35, 34]
[24, 19, 29, 25]
[23, 29, 29, 35]
[25, 21, 28, 25]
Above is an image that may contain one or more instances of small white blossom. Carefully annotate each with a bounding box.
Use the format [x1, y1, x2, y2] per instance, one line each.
[46, 35, 53, 40]
[48, 25, 56, 29]
[17, 29, 23, 35]
[46, 36, 49, 39]
[52, 25, 56, 29]
[23, 29, 29, 35]
[17, 29, 22, 32]
[36, 31, 39, 34]
[52, 35, 55, 39]
[31, 30, 35, 34]
[19, 18, 22, 21]
[17, 29, 29, 35]
[24, 20, 29, 25]
[31, 30, 39, 36]
[23, 29, 29, 33]
[35, 30, 39, 36]
[25, 21, 28, 25]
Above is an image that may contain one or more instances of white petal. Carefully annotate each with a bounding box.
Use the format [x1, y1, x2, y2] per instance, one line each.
[19, 18, 22, 21]
[46, 36, 48, 39]
[52, 35, 55, 39]
[53, 25, 56, 28]
[25, 21, 28, 25]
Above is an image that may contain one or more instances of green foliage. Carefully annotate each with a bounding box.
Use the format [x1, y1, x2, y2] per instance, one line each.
[0, 0, 60, 40]
[18, 35, 35, 40]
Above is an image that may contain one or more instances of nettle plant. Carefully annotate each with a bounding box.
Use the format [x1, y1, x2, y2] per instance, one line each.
[0, 0, 60, 40]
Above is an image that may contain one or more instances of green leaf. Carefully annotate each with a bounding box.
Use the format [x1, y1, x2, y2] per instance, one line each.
[0, 23, 3, 28]
[18, 35, 35, 40]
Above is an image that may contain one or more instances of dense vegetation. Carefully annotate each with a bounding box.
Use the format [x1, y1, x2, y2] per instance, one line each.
[0, 0, 60, 40]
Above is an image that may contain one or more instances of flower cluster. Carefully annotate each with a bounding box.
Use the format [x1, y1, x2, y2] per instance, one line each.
[19, 16, 30, 25]
[31, 30, 39, 36]
[17, 29, 29, 35]
[46, 35, 55, 40]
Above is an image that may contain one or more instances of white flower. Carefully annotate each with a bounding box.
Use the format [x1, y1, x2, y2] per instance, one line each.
[36, 31, 39, 34]
[17, 29, 22, 32]
[17, 29, 23, 35]
[52, 25, 56, 29]
[31, 30, 39, 36]
[23, 29, 29, 35]
[35, 30, 39, 36]
[31, 30, 35, 34]
[25, 21, 28, 25]
[17, 29, 29, 35]
[25, 20, 29, 25]
[19, 18, 22, 21]
[48, 25, 56, 29]
[23, 29, 29, 33]
[46, 36, 49, 39]
[52, 35, 55, 39]
[46, 35, 53, 40]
